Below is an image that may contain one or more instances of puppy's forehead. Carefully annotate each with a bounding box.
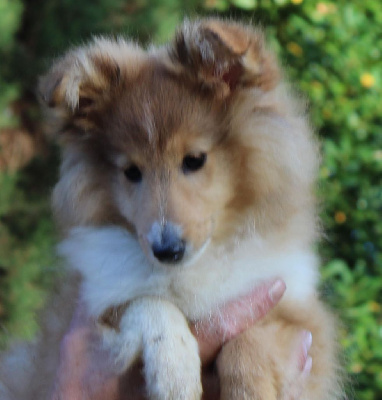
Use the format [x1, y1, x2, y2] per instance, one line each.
[109, 63, 221, 155]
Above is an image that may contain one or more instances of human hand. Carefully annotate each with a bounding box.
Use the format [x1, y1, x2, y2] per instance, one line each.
[50, 279, 311, 400]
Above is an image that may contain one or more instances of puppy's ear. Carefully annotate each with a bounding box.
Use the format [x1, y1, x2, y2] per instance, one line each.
[170, 19, 279, 98]
[39, 38, 123, 136]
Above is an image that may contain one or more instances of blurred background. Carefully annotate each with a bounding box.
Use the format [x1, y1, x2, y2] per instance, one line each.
[0, 0, 380, 398]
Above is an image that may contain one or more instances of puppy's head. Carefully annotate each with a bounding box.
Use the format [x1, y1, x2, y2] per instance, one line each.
[41, 20, 316, 267]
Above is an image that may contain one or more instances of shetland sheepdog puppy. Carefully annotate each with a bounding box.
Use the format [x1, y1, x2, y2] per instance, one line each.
[0, 19, 343, 400]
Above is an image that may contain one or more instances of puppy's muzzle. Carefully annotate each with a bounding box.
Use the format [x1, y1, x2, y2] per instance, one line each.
[150, 223, 185, 264]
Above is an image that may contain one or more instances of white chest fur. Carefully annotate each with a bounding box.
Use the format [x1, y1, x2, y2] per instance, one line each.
[59, 226, 319, 320]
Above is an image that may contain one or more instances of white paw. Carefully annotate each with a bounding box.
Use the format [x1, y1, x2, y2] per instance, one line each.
[143, 328, 202, 400]
[99, 298, 202, 400]
[99, 322, 142, 374]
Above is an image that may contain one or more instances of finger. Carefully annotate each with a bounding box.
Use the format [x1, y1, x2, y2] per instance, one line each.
[191, 279, 286, 364]
[51, 307, 121, 400]
[50, 328, 89, 400]
[296, 330, 312, 372]
[68, 301, 91, 330]
[217, 279, 286, 340]
[59, 326, 89, 367]
[281, 330, 313, 400]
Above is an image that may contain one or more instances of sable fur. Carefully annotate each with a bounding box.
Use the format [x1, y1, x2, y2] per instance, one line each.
[1, 18, 343, 399]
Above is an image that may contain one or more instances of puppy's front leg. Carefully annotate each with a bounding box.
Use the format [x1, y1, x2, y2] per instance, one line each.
[104, 298, 202, 400]
[217, 301, 341, 400]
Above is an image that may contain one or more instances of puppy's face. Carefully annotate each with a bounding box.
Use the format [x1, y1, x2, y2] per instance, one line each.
[41, 20, 316, 267]
[104, 65, 233, 265]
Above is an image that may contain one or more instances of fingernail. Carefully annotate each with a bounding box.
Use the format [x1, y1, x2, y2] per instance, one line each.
[302, 330, 312, 356]
[302, 356, 313, 377]
[269, 280, 286, 303]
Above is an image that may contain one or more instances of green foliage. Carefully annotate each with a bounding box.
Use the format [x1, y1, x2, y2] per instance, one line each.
[0, 0, 23, 50]
[0, 155, 58, 346]
[0, 1, 381, 399]
[0, 0, 23, 127]
[322, 260, 382, 398]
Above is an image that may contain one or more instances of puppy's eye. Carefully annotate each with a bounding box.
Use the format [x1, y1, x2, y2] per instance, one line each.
[124, 165, 142, 183]
[182, 153, 207, 173]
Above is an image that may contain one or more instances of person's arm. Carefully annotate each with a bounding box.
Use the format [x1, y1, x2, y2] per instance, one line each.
[50, 279, 311, 400]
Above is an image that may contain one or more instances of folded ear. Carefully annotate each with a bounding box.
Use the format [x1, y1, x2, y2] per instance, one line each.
[39, 38, 138, 136]
[170, 19, 279, 98]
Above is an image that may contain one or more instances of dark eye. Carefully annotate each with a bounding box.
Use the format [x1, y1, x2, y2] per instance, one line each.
[182, 153, 207, 173]
[124, 164, 142, 183]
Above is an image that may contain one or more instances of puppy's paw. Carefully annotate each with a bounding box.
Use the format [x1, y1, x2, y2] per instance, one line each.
[218, 327, 314, 400]
[103, 298, 202, 400]
[138, 299, 202, 400]
[144, 329, 202, 400]
[99, 320, 142, 374]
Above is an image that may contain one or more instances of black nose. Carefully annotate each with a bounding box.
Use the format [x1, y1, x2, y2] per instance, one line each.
[152, 240, 185, 263]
